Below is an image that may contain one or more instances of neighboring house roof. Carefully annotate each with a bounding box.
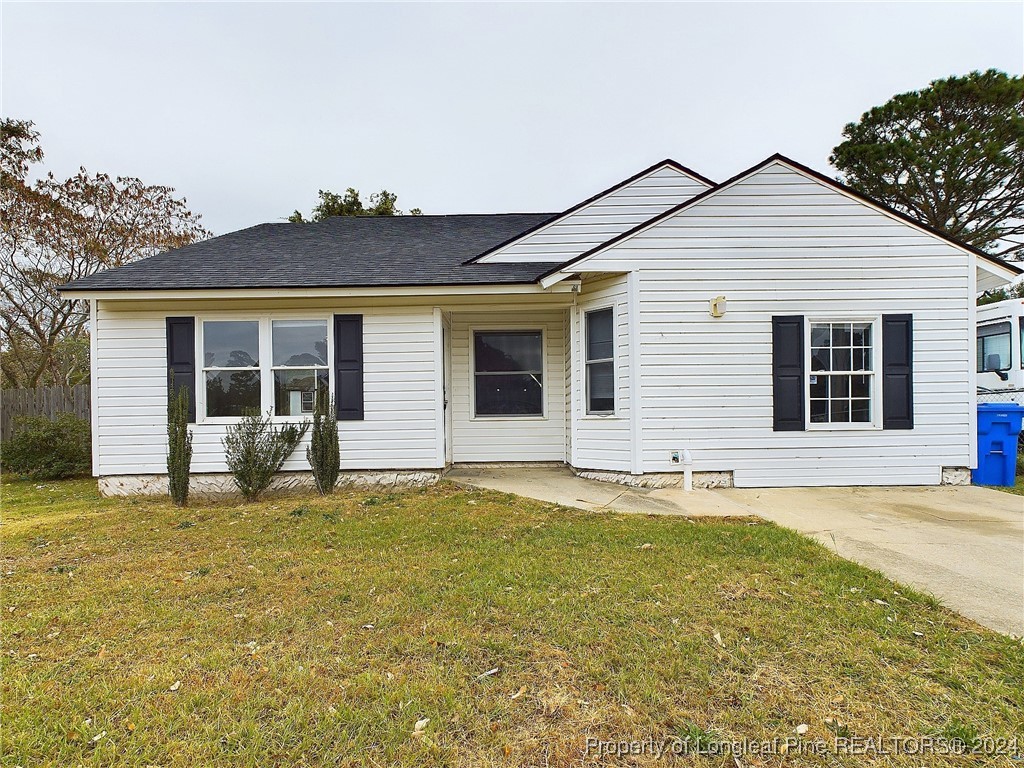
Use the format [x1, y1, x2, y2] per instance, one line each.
[464, 159, 714, 264]
[61, 213, 561, 292]
[539, 153, 1023, 283]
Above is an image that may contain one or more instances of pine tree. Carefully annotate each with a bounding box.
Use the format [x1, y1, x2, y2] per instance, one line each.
[167, 376, 193, 507]
[307, 389, 340, 495]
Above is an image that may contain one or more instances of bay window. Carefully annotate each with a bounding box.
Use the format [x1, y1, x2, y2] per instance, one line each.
[808, 320, 876, 426]
[474, 330, 544, 416]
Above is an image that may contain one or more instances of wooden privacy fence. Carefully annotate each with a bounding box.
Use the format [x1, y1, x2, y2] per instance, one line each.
[0, 384, 91, 441]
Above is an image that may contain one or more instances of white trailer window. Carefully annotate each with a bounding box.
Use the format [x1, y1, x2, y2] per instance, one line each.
[977, 322, 1011, 372]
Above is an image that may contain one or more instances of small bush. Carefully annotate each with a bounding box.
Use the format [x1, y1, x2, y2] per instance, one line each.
[306, 390, 340, 495]
[1, 414, 91, 480]
[222, 410, 308, 502]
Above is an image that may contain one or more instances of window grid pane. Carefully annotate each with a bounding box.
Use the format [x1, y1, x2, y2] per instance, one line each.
[586, 308, 614, 363]
[586, 360, 615, 413]
[809, 321, 874, 425]
[206, 370, 261, 417]
[274, 369, 328, 416]
[272, 320, 328, 367]
[475, 332, 543, 373]
[203, 320, 260, 369]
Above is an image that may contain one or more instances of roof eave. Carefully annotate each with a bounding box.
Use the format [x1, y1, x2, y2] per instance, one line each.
[59, 280, 583, 301]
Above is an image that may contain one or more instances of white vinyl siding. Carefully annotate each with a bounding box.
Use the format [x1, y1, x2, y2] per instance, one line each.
[476, 165, 710, 263]
[449, 311, 566, 462]
[575, 162, 973, 487]
[570, 275, 632, 472]
[92, 303, 441, 475]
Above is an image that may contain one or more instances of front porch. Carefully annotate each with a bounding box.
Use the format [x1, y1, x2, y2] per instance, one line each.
[442, 307, 571, 464]
[440, 273, 633, 469]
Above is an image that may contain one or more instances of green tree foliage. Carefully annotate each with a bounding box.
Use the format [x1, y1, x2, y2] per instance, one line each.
[830, 70, 1024, 258]
[1, 119, 209, 388]
[288, 187, 422, 222]
[222, 410, 309, 501]
[306, 389, 340, 495]
[1, 413, 91, 479]
[978, 281, 1024, 306]
[167, 377, 193, 507]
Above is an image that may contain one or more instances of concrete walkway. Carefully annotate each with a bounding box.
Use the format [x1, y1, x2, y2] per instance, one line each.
[446, 465, 748, 517]
[446, 466, 1024, 636]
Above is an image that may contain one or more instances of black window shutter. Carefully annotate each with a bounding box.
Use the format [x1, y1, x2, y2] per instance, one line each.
[882, 314, 913, 429]
[772, 315, 805, 431]
[166, 317, 196, 422]
[334, 314, 364, 421]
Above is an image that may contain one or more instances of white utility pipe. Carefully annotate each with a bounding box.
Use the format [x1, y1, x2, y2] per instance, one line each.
[682, 448, 693, 492]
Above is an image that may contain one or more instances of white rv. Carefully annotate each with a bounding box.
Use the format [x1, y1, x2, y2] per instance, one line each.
[977, 296, 1024, 396]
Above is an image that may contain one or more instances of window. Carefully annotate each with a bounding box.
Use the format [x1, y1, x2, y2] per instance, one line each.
[272, 320, 328, 416]
[200, 318, 331, 419]
[202, 320, 261, 417]
[977, 322, 1011, 373]
[585, 308, 615, 414]
[473, 331, 543, 416]
[808, 320, 875, 425]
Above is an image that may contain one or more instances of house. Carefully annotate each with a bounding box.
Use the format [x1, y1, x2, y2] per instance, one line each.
[60, 154, 1022, 494]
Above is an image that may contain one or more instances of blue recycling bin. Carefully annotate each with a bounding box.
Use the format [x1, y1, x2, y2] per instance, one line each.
[972, 403, 1024, 486]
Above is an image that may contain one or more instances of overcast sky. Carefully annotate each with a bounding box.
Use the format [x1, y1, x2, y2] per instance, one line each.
[3, 2, 1022, 234]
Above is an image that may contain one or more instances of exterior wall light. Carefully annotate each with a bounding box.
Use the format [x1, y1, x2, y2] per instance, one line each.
[709, 295, 727, 317]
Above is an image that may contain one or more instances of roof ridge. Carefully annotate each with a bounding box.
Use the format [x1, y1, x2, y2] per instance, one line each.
[309, 212, 554, 222]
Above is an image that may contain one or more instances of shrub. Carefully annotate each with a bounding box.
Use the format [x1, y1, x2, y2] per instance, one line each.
[167, 380, 193, 507]
[306, 390, 340, 495]
[1, 413, 91, 480]
[222, 410, 308, 501]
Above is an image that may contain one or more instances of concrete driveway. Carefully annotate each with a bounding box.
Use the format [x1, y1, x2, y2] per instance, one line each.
[447, 467, 1024, 636]
[719, 485, 1024, 637]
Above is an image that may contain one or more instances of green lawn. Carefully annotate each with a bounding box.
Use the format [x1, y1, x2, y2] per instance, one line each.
[2, 479, 1022, 767]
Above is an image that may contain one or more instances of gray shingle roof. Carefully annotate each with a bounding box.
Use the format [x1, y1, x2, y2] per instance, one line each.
[61, 213, 561, 292]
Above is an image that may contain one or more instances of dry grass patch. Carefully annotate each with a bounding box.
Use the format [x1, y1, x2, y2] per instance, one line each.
[2, 478, 1022, 767]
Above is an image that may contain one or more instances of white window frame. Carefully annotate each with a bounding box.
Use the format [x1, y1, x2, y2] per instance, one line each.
[269, 319, 331, 418]
[584, 305, 616, 416]
[196, 314, 334, 424]
[805, 316, 882, 431]
[976, 321, 1012, 373]
[469, 325, 547, 420]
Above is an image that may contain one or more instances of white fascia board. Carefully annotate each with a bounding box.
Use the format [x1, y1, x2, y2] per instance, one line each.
[540, 271, 574, 289]
[61, 282, 581, 301]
